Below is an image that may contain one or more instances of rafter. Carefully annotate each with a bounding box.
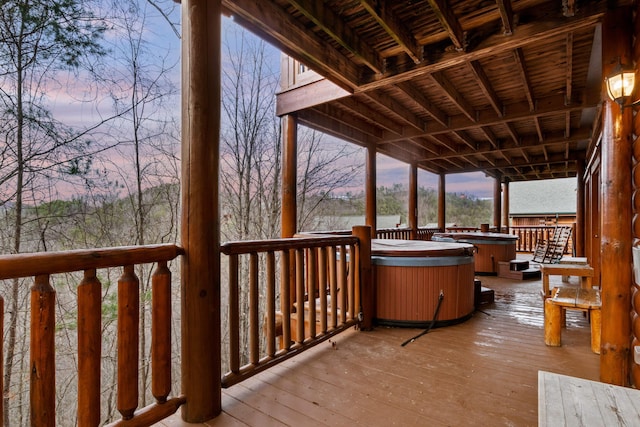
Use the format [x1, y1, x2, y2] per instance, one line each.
[223, 1, 360, 90]
[359, 0, 422, 63]
[513, 48, 535, 111]
[430, 71, 476, 122]
[496, 0, 514, 35]
[468, 60, 503, 117]
[426, 0, 466, 51]
[395, 81, 448, 127]
[288, 0, 385, 73]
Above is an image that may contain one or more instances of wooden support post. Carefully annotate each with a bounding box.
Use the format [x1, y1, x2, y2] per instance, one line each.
[576, 158, 585, 257]
[30, 275, 55, 427]
[366, 144, 377, 237]
[502, 181, 509, 233]
[409, 163, 418, 239]
[281, 114, 297, 238]
[438, 173, 446, 231]
[180, 0, 221, 420]
[600, 6, 633, 386]
[493, 176, 502, 232]
[353, 226, 373, 330]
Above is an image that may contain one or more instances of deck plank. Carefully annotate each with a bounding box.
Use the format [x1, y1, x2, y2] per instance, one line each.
[161, 262, 601, 426]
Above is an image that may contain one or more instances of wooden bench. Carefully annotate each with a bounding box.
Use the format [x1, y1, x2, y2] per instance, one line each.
[558, 256, 588, 282]
[540, 263, 594, 297]
[544, 287, 601, 354]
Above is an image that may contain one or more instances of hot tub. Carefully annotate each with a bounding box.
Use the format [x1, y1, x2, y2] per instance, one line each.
[432, 231, 517, 275]
[372, 239, 475, 328]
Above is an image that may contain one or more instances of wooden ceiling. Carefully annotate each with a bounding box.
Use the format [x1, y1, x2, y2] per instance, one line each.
[222, 0, 633, 182]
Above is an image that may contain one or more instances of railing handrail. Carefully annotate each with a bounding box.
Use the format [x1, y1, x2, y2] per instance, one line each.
[221, 236, 358, 255]
[0, 244, 184, 280]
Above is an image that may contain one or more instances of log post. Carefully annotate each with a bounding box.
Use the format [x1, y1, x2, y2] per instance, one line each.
[575, 158, 585, 257]
[409, 163, 418, 239]
[353, 226, 373, 330]
[366, 144, 377, 238]
[180, 0, 221, 420]
[438, 173, 446, 231]
[281, 114, 298, 314]
[502, 181, 510, 233]
[493, 175, 502, 232]
[600, 6, 633, 385]
[30, 274, 55, 427]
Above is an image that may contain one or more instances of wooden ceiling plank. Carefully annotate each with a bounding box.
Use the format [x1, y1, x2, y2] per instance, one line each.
[430, 71, 476, 122]
[382, 92, 594, 143]
[496, 0, 514, 36]
[505, 122, 520, 145]
[364, 91, 426, 131]
[359, 0, 422, 64]
[297, 109, 375, 147]
[468, 60, 503, 117]
[223, 1, 360, 89]
[360, 5, 604, 90]
[395, 81, 448, 127]
[312, 104, 384, 138]
[426, 0, 466, 51]
[513, 48, 535, 112]
[288, 0, 385, 73]
[480, 126, 499, 149]
[338, 97, 404, 135]
[452, 130, 476, 150]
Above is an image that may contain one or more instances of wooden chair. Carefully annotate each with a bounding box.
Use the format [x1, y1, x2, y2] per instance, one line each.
[532, 226, 572, 264]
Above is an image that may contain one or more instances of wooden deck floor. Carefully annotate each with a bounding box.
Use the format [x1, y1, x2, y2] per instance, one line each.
[159, 266, 599, 426]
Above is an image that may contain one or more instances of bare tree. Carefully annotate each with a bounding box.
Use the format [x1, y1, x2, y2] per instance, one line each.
[0, 1, 107, 423]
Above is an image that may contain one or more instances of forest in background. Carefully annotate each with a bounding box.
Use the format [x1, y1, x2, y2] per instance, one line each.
[0, 0, 491, 424]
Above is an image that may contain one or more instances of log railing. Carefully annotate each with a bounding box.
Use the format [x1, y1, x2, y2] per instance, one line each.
[220, 233, 362, 388]
[510, 225, 575, 254]
[376, 227, 413, 240]
[0, 244, 185, 426]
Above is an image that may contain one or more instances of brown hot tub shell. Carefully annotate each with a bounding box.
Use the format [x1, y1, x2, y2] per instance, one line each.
[372, 239, 475, 328]
[432, 232, 518, 275]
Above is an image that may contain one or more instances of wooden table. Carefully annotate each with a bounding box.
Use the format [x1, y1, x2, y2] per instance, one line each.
[544, 287, 601, 354]
[538, 371, 640, 426]
[541, 263, 594, 296]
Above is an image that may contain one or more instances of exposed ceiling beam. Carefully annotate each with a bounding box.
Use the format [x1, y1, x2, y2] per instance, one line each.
[359, 0, 422, 63]
[426, 0, 466, 51]
[468, 60, 503, 117]
[359, 5, 604, 90]
[223, 1, 360, 90]
[496, 0, 515, 35]
[513, 48, 535, 111]
[395, 81, 448, 127]
[430, 71, 476, 122]
[288, 0, 385, 73]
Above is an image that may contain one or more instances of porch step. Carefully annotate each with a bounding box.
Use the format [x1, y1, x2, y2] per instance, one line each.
[474, 279, 494, 308]
[497, 261, 541, 280]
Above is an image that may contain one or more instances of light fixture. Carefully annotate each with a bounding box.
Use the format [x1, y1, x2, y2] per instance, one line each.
[605, 60, 639, 108]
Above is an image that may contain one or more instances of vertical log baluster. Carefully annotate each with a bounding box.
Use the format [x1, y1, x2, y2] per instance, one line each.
[118, 265, 139, 420]
[339, 245, 347, 325]
[249, 253, 259, 365]
[228, 254, 240, 374]
[295, 248, 305, 345]
[280, 250, 291, 351]
[348, 244, 356, 321]
[31, 274, 55, 427]
[307, 248, 317, 339]
[152, 261, 172, 403]
[266, 251, 276, 358]
[78, 269, 102, 425]
[328, 247, 338, 330]
[318, 247, 328, 334]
